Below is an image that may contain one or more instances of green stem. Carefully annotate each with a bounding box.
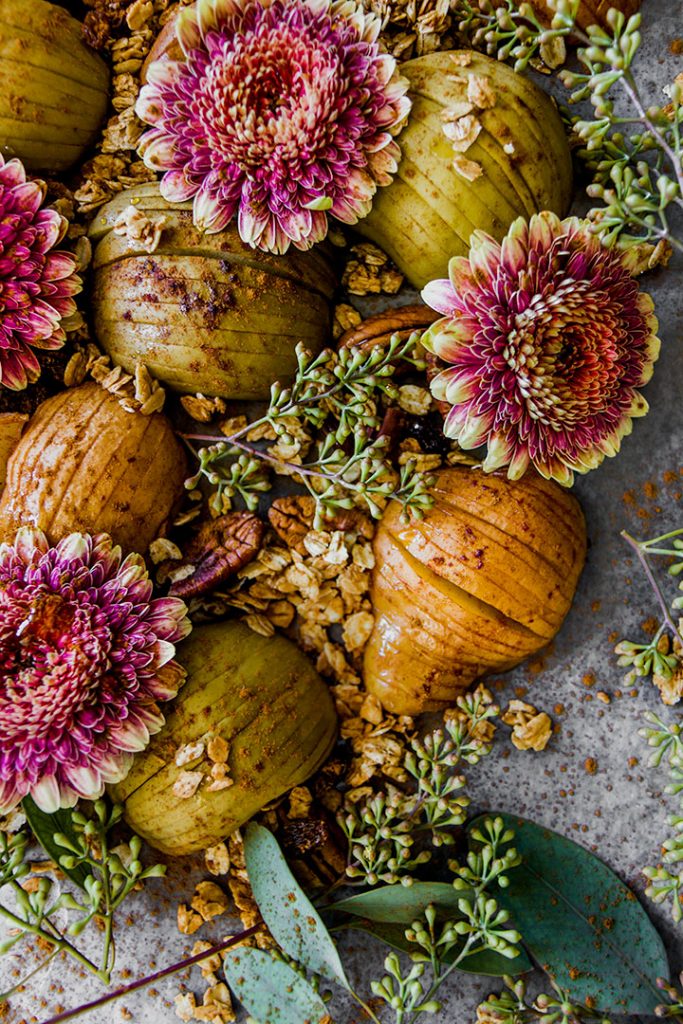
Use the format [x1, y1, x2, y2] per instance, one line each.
[620, 71, 683, 198]
[641, 528, 683, 548]
[0, 902, 101, 979]
[0, 948, 61, 1001]
[621, 530, 682, 642]
[98, 835, 114, 983]
[404, 935, 476, 1024]
[349, 988, 383, 1024]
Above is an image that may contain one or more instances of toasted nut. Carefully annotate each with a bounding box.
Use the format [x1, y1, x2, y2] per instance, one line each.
[268, 496, 373, 554]
[338, 304, 438, 351]
[205, 843, 230, 876]
[168, 512, 264, 598]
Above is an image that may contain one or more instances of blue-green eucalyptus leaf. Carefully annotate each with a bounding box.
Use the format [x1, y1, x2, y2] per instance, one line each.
[243, 822, 349, 988]
[327, 882, 466, 923]
[468, 813, 670, 1014]
[22, 796, 90, 890]
[223, 946, 329, 1024]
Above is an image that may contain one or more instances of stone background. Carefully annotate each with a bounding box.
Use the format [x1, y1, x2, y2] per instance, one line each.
[2, 1, 683, 1021]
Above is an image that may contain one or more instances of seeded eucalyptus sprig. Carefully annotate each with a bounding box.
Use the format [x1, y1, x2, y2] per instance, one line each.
[455, 2, 683, 254]
[369, 818, 522, 1023]
[184, 333, 436, 527]
[639, 712, 683, 922]
[454, 0, 577, 72]
[614, 529, 683, 698]
[476, 975, 613, 1024]
[0, 799, 165, 997]
[561, 9, 683, 253]
[339, 688, 499, 885]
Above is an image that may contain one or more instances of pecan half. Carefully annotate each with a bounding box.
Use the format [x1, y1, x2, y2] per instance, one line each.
[337, 303, 439, 351]
[268, 496, 373, 554]
[168, 512, 264, 598]
[140, 14, 182, 83]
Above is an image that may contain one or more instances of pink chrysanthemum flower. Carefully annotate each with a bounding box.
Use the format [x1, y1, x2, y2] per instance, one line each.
[421, 212, 660, 486]
[0, 529, 191, 813]
[136, 0, 411, 253]
[0, 156, 81, 390]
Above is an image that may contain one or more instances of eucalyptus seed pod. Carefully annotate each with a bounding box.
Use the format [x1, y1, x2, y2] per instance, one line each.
[89, 184, 337, 399]
[111, 621, 338, 855]
[0, 0, 109, 172]
[527, 0, 641, 30]
[355, 50, 573, 288]
[0, 382, 186, 554]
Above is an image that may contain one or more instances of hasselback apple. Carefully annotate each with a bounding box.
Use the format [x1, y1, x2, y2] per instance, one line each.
[364, 467, 586, 714]
[0, 382, 186, 553]
[111, 621, 337, 855]
[355, 50, 573, 288]
[0, 0, 109, 173]
[89, 184, 337, 399]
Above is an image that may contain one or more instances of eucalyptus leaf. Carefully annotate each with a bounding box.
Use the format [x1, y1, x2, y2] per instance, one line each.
[468, 813, 670, 1014]
[243, 822, 349, 988]
[341, 918, 532, 977]
[223, 946, 330, 1024]
[328, 882, 466, 923]
[22, 796, 90, 890]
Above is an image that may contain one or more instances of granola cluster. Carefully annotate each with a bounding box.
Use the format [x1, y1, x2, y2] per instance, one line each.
[366, 0, 456, 61]
[440, 55, 498, 183]
[113, 203, 168, 252]
[174, 981, 234, 1024]
[63, 344, 166, 415]
[341, 242, 404, 296]
[501, 700, 554, 752]
[172, 732, 235, 800]
[75, 0, 190, 213]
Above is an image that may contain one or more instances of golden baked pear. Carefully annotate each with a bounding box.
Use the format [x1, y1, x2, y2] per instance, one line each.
[364, 467, 586, 714]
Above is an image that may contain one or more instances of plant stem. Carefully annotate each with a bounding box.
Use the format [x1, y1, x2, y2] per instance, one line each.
[641, 527, 683, 550]
[621, 530, 682, 641]
[349, 987, 383, 1024]
[0, 948, 60, 1001]
[620, 71, 683, 198]
[183, 432, 331, 483]
[405, 935, 476, 1024]
[0, 902, 101, 978]
[37, 925, 262, 1024]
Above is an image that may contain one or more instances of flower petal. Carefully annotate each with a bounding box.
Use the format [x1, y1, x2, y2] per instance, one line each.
[421, 279, 456, 317]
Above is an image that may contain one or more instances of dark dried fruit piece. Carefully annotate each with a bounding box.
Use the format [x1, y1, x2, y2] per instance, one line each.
[402, 412, 453, 456]
[281, 817, 330, 857]
[274, 805, 347, 889]
[168, 512, 264, 598]
[82, 0, 132, 49]
[268, 496, 373, 554]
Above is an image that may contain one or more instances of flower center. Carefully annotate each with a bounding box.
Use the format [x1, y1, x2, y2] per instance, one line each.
[15, 591, 75, 646]
[502, 280, 621, 427]
[0, 588, 109, 743]
[193, 16, 343, 171]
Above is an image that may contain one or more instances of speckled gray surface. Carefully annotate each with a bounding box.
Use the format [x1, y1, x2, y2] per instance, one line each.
[2, 4, 683, 1022]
